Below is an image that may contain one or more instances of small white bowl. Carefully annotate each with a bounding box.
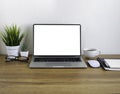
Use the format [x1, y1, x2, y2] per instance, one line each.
[83, 48, 100, 58]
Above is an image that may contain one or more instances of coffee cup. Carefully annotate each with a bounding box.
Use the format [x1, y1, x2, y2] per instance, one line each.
[83, 48, 100, 58]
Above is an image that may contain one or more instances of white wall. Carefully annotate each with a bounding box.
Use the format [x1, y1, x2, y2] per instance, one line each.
[0, 0, 120, 54]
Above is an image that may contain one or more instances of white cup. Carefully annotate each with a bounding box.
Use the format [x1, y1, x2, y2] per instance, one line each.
[83, 48, 100, 58]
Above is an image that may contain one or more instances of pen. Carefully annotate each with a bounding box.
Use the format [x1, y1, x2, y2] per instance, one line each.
[97, 57, 110, 68]
[104, 61, 110, 68]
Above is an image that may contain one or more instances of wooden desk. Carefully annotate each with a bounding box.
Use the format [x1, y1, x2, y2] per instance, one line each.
[0, 55, 120, 94]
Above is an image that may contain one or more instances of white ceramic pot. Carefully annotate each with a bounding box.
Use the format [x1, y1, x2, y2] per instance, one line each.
[20, 51, 29, 57]
[6, 46, 20, 56]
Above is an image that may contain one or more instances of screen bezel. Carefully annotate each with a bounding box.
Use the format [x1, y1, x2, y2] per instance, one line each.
[33, 24, 81, 58]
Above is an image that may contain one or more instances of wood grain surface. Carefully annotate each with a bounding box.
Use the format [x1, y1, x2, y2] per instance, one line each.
[0, 55, 120, 94]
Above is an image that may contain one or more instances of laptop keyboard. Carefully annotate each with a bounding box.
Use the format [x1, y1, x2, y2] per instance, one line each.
[34, 58, 80, 62]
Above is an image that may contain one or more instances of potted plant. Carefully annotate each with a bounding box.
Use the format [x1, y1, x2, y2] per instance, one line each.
[0, 24, 24, 56]
[20, 44, 29, 57]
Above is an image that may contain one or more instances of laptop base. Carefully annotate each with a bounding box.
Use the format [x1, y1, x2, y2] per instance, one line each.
[29, 57, 87, 68]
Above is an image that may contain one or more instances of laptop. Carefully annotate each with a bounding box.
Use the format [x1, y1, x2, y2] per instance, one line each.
[29, 24, 87, 68]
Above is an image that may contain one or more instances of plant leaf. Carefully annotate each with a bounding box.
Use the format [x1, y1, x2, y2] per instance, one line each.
[0, 24, 24, 46]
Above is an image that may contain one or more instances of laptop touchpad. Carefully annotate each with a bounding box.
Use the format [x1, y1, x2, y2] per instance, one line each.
[46, 62, 71, 66]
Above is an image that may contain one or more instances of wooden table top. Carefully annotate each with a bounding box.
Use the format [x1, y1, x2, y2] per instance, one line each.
[0, 55, 120, 94]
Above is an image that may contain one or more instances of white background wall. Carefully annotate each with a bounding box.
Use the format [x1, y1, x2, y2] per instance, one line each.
[0, 0, 120, 54]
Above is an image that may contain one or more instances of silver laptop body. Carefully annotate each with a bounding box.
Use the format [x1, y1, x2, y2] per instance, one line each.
[29, 24, 87, 68]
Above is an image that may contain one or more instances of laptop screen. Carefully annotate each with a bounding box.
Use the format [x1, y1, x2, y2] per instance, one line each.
[34, 24, 81, 56]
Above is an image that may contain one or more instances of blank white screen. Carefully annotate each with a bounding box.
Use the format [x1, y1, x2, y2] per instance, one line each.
[34, 25, 80, 55]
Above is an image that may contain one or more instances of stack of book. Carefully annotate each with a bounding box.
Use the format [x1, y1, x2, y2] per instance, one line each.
[97, 58, 120, 71]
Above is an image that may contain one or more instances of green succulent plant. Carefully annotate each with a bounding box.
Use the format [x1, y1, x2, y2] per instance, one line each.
[0, 25, 24, 46]
[21, 44, 27, 51]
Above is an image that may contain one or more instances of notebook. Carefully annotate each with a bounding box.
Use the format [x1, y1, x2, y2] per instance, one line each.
[29, 24, 87, 68]
[105, 59, 120, 69]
